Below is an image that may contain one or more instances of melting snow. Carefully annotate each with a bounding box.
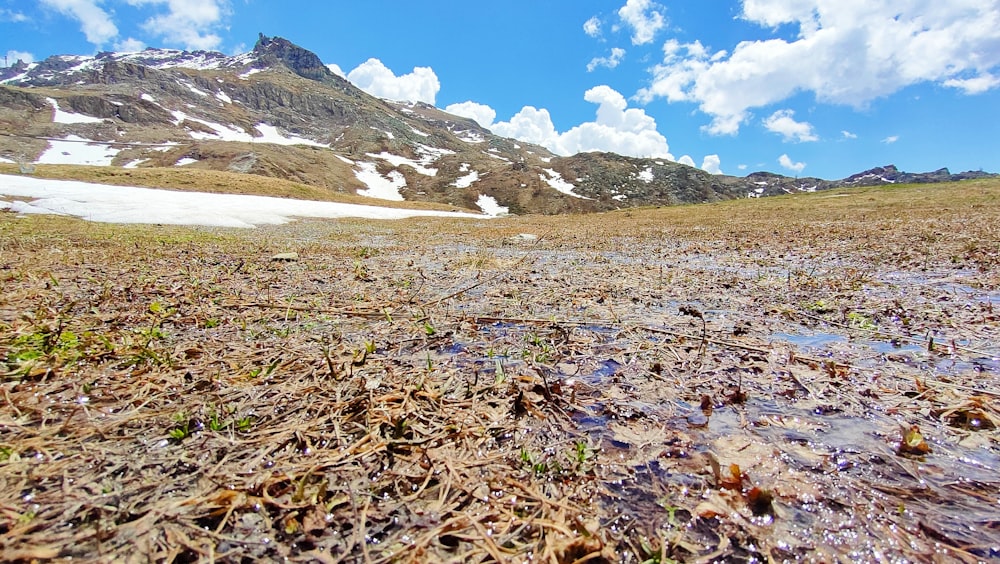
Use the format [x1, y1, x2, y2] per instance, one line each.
[354, 162, 406, 201]
[476, 194, 508, 217]
[175, 158, 199, 166]
[367, 152, 437, 176]
[215, 91, 232, 104]
[335, 155, 355, 165]
[183, 82, 210, 97]
[169, 111, 325, 146]
[409, 127, 429, 137]
[452, 170, 480, 188]
[123, 159, 148, 169]
[140, 93, 156, 103]
[37, 136, 120, 166]
[239, 68, 262, 80]
[541, 169, 591, 200]
[0, 174, 486, 228]
[48, 98, 104, 124]
[637, 167, 654, 183]
[457, 131, 485, 143]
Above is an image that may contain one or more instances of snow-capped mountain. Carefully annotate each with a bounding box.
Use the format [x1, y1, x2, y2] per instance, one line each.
[1, 35, 994, 215]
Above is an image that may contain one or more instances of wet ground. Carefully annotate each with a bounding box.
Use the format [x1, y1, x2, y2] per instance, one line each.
[2, 181, 999, 561]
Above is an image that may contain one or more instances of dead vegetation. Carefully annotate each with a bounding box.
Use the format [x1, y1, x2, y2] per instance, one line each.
[1, 179, 999, 562]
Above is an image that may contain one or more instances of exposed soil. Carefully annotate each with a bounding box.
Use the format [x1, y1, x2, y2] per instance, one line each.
[2, 180, 999, 562]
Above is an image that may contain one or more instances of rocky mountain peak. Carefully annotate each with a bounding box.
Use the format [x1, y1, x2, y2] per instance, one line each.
[252, 34, 330, 81]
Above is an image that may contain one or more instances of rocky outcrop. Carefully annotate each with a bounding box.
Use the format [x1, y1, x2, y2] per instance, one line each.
[252, 34, 333, 82]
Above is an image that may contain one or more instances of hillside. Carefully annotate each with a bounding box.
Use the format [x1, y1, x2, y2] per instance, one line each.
[1, 34, 995, 214]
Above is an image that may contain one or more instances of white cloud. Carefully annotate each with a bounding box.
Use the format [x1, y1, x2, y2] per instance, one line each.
[841, 130, 857, 139]
[478, 86, 671, 159]
[943, 73, 1000, 94]
[326, 64, 346, 78]
[346, 58, 440, 105]
[5, 50, 34, 64]
[0, 8, 29, 22]
[762, 109, 818, 142]
[40, 0, 118, 45]
[778, 153, 806, 173]
[114, 37, 146, 52]
[444, 101, 497, 129]
[701, 154, 723, 174]
[639, 2, 1000, 135]
[583, 16, 602, 38]
[882, 135, 899, 144]
[125, 0, 230, 50]
[678, 155, 696, 167]
[587, 47, 626, 72]
[618, 0, 666, 45]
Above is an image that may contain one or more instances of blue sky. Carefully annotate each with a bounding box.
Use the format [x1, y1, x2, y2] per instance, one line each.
[3, 0, 999, 179]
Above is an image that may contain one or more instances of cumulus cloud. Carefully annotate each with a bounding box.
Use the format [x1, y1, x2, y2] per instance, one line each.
[346, 58, 440, 105]
[480, 85, 671, 159]
[114, 37, 146, 52]
[701, 154, 723, 174]
[5, 50, 34, 64]
[618, 0, 666, 45]
[125, 0, 230, 50]
[882, 135, 899, 144]
[639, 1, 1000, 135]
[40, 0, 119, 45]
[444, 101, 497, 129]
[677, 155, 696, 167]
[762, 109, 818, 142]
[583, 16, 602, 38]
[587, 48, 626, 72]
[778, 153, 806, 173]
[326, 64, 346, 78]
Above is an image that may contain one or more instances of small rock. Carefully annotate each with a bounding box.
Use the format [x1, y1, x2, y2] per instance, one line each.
[270, 252, 298, 262]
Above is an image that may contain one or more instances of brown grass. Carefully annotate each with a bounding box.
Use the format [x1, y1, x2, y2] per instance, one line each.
[1, 179, 999, 562]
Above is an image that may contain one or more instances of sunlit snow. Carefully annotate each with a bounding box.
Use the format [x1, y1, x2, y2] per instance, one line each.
[541, 169, 591, 199]
[353, 162, 406, 201]
[0, 175, 486, 228]
[452, 170, 480, 188]
[476, 194, 508, 217]
[169, 111, 326, 147]
[48, 98, 104, 124]
[37, 136, 120, 166]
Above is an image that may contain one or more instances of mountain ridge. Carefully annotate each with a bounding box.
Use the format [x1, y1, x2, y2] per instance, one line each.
[1, 35, 995, 215]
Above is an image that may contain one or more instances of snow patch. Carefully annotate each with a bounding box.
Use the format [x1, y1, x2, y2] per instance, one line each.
[175, 158, 199, 166]
[123, 159, 148, 169]
[37, 136, 120, 166]
[637, 167, 654, 183]
[354, 162, 406, 201]
[476, 194, 508, 217]
[48, 98, 104, 124]
[451, 170, 480, 188]
[541, 169, 591, 199]
[0, 174, 487, 228]
[215, 91, 232, 104]
[457, 131, 485, 143]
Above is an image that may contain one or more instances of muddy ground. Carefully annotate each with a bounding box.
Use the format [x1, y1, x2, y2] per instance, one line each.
[2, 180, 999, 562]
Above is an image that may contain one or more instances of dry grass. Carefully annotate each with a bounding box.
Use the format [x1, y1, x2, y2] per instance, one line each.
[1, 179, 999, 562]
